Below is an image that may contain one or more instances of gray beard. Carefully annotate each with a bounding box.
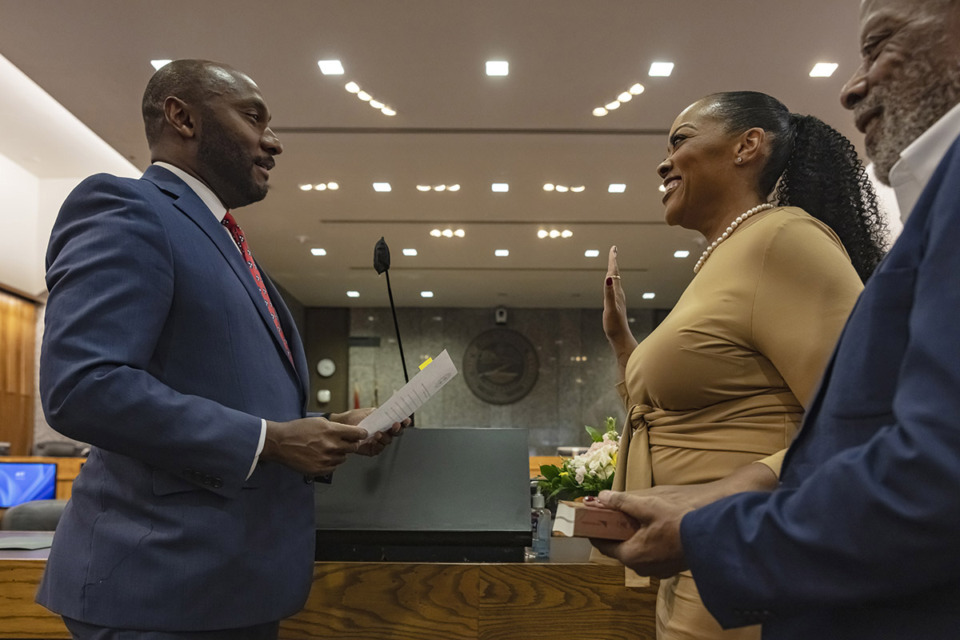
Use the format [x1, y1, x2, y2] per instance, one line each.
[863, 45, 960, 185]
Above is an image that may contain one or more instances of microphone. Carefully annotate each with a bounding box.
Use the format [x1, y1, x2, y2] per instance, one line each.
[374, 237, 410, 384]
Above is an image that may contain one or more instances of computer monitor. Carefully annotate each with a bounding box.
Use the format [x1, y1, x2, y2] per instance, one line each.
[0, 462, 57, 508]
[314, 427, 531, 562]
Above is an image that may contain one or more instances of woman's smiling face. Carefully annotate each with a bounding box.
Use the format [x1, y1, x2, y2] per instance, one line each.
[657, 100, 740, 233]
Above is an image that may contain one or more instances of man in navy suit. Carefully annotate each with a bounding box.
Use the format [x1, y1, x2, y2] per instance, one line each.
[592, 0, 960, 637]
[38, 60, 403, 639]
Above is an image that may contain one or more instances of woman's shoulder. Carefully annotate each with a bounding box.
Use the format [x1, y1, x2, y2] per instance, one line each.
[746, 206, 846, 250]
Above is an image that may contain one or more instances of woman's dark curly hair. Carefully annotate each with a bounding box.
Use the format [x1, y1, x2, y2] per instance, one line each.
[703, 91, 887, 281]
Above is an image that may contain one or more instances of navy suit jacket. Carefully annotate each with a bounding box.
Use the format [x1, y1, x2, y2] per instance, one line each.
[38, 166, 316, 630]
[681, 133, 960, 639]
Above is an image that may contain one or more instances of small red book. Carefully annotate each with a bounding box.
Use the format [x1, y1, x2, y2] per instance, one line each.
[552, 500, 638, 540]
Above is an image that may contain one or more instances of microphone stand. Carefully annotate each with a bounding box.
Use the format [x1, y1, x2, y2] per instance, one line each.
[374, 237, 413, 425]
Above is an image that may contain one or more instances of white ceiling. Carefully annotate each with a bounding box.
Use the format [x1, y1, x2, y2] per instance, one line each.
[0, 0, 866, 309]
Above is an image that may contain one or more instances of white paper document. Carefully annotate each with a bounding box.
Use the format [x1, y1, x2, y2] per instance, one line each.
[358, 349, 458, 435]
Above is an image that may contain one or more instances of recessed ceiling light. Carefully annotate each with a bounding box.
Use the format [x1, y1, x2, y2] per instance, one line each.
[674, 250, 690, 258]
[549, 230, 560, 238]
[420, 291, 434, 298]
[593, 107, 608, 117]
[495, 249, 510, 257]
[430, 229, 442, 237]
[454, 229, 465, 238]
[629, 83, 645, 95]
[585, 249, 600, 258]
[486, 60, 509, 76]
[150, 60, 172, 70]
[317, 60, 344, 75]
[299, 184, 313, 191]
[380, 107, 396, 116]
[442, 229, 453, 237]
[561, 230, 573, 238]
[618, 92, 632, 102]
[537, 230, 548, 239]
[608, 183, 626, 193]
[555, 185, 569, 193]
[605, 100, 621, 110]
[491, 183, 509, 192]
[344, 81, 360, 93]
[434, 185, 446, 192]
[570, 186, 585, 193]
[417, 185, 431, 192]
[810, 62, 839, 78]
[346, 290, 360, 298]
[448, 184, 460, 192]
[642, 292, 656, 300]
[357, 91, 372, 101]
[369, 99, 384, 109]
[402, 248, 418, 256]
[543, 183, 555, 191]
[314, 183, 327, 191]
[649, 61, 675, 77]
[326, 182, 339, 190]
[373, 182, 392, 192]
[311, 248, 327, 256]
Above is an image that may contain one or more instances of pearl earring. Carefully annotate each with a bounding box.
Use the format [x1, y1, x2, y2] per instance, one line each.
[736, 156, 743, 164]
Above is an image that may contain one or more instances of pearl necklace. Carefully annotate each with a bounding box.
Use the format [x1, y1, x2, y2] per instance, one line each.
[693, 203, 776, 274]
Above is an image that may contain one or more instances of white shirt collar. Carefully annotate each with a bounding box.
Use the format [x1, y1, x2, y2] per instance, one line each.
[151, 162, 228, 223]
[888, 101, 960, 222]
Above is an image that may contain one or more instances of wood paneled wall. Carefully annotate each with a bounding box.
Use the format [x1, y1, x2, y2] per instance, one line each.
[0, 290, 36, 455]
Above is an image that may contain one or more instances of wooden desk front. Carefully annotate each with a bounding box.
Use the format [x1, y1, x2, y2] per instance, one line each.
[0, 542, 656, 639]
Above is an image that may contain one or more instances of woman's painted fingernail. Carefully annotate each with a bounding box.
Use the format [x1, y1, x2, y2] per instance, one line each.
[583, 495, 598, 504]
[606, 277, 613, 286]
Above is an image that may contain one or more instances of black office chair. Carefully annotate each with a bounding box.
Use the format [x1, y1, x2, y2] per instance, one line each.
[0, 499, 68, 531]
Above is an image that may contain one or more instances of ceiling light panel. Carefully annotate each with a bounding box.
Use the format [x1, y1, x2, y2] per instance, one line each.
[372, 182, 392, 192]
[317, 59, 344, 75]
[416, 184, 460, 192]
[430, 228, 465, 238]
[544, 183, 585, 193]
[329, 73, 397, 116]
[674, 250, 690, 258]
[300, 181, 339, 191]
[486, 60, 509, 76]
[593, 82, 645, 117]
[491, 183, 509, 192]
[642, 292, 656, 299]
[608, 183, 626, 193]
[648, 61, 675, 77]
[402, 248, 418, 256]
[150, 59, 172, 70]
[809, 62, 839, 77]
[494, 249, 510, 257]
[537, 228, 573, 239]
[584, 250, 600, 258]
[310, 248, 327, 256]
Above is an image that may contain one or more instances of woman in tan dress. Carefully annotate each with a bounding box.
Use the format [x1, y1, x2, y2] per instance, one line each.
[599, 91, 887, 640]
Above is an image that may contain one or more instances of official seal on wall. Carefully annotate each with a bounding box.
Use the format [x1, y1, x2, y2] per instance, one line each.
[462, 328, 539, 405]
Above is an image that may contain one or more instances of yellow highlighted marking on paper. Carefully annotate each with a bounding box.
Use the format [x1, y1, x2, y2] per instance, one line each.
[418, 357, 433, 370]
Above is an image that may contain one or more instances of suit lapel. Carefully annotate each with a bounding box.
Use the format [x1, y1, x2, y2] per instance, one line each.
[141, 166, 305, 394]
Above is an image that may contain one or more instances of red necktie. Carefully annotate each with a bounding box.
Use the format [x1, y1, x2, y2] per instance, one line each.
[221, 212, 294, 365]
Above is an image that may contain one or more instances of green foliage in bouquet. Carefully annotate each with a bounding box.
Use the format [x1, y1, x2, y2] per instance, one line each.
[537, 417, 619, 506]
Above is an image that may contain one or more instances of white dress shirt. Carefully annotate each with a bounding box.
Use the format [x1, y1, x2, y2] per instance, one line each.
[889, 101, 960, 222]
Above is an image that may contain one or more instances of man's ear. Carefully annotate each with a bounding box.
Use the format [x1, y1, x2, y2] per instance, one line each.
[163, 96, 197, 140]
[735, 127, 766, 165]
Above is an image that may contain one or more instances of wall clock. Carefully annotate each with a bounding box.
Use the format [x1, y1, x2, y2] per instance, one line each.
[316, 358, 336, 377]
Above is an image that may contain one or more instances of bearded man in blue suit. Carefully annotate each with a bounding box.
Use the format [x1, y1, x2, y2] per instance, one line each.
[592, 0, 960, 637]
[38, 59, 403, 639]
